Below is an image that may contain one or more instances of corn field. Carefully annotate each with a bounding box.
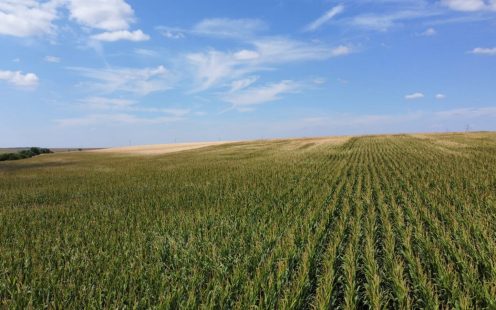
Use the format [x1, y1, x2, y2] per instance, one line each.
[1, 133, 496, 308]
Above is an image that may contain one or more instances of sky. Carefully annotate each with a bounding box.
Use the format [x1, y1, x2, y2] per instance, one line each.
[1, 0, 496, 147]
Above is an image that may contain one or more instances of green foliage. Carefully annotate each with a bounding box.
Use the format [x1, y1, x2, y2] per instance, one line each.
[1, 133, 495, 308]
[0, 147, 52, 162]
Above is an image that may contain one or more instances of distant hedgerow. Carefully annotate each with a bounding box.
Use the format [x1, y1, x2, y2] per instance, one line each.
[0, 147, 52, 162]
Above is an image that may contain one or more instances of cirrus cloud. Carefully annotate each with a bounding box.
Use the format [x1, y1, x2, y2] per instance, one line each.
[470, 47, 496, 55]
[192, 18, 267, 38]
[304, 4, 345, 32]
[441, 0, 496, 12]
[187, 38, 355, 92]
[223, 80, 301, 109]
[70, 65, 172, 96]
[91, 29, 149, 42]
[44, 55, 61, 63]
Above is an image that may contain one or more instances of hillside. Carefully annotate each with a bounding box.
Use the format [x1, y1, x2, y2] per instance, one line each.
[1, 132, 495, 308]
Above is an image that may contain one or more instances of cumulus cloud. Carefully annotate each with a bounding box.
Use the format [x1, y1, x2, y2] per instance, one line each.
[0, 0, 59, 37]
[67, 0, 135, 31]
[405, 92, 424, 100]
[91, 29, 149, 42]
[0, 0, 148, 42]
[470, 47, 496, 55]
[70, 65, 172, 95]
[304, 5, 345, 32]
[0, 70, 39, 87]
[69, 0, 150, 42]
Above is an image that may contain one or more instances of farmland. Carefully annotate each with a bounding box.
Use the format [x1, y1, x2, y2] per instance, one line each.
[1, 132, 495, 308]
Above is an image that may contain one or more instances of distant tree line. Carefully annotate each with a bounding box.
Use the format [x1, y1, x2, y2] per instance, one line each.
[0, 147, 53, 162]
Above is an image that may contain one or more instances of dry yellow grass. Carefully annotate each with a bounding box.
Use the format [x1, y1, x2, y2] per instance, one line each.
[93, 141, 233, 155]
[92, 136, 351, 155]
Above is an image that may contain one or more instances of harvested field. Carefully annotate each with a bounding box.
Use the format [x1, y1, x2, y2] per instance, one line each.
[94, 141, 232, 155]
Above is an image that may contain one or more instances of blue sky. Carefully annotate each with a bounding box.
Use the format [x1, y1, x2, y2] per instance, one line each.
[1, 0, 495, 147]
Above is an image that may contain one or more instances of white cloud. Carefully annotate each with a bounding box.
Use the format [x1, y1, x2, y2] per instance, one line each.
[192, 18, 266, 38]
[77, 97, 191, 117]
[67, 0, 135, 31]
[56, 113, 186, 126]
[0, 70, 39, 87]
[302, 112, 423, 128]
[152, 108, 190, 117]
[78, 96, 136, 109]
[351, 10, 438, 31]
[436, 107, 496, 118]
[134, 48, 158, 57]
[331, 45, 353, 57]
[0, 0, 147, 43]
[71, 65, 172, 95]
[441, 0, 496, 12]
[44, 55, 61, 63]
[252, 38, 335, 63]
[158, 27, 185, 39]
[405, 92, 424, 100]
[313, 78, 326, 85]
[420, 27, 437, 36]
[233, 50, 260, 61]
[304, 5, 345, 32]
[91, 29, 149, 42]
[435, 93, 446, 100]
[470, 47, 496, 55]
[297, 107, 496, 134]
[0, 0, 59, 37]
[223, 80, 301, 108]
[187, 38, 353, 92]
[229, 76, 259, 93]
[187, 51, 242, 92]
